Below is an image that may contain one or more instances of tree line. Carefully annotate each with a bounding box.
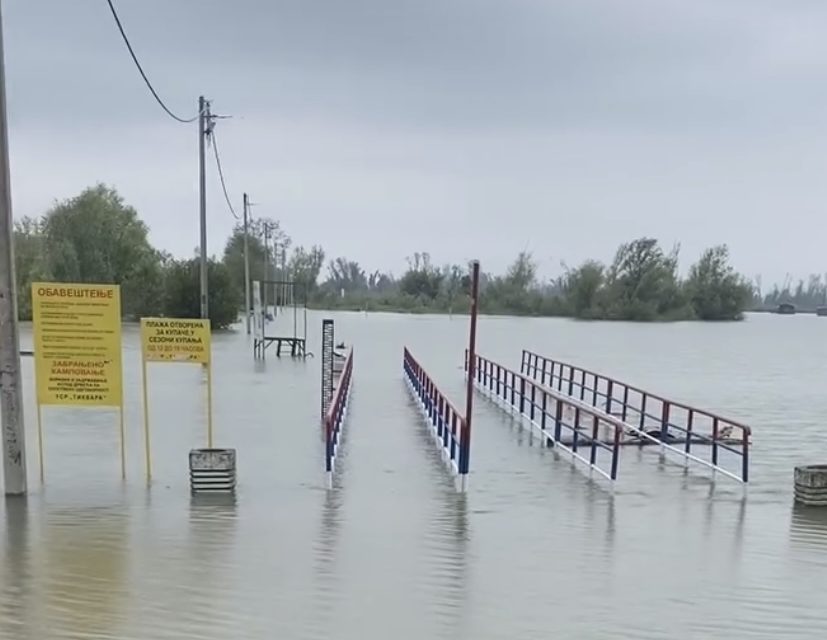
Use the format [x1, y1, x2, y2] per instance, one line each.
[752, 274, 827, 311]
[13, 185, 758, 328]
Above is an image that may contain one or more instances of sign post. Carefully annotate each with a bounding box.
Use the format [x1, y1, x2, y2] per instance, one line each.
[459, 261, 480, 492]
[140, 317, 212, 481]
[31, 282, 124, 480]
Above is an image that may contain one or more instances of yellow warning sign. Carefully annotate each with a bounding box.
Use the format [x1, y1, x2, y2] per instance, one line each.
[140, 318, 211, 364]
[31, 283, 123, 407]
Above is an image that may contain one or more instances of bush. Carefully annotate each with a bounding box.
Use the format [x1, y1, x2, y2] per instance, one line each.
[162, 258, 241, 329]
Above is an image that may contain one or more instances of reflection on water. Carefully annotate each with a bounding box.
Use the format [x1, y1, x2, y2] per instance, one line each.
[2, 312, 827, 638]
[42, 505, 129, 639]
[1, 498, 32, 640]
[790, 505, 827, 549]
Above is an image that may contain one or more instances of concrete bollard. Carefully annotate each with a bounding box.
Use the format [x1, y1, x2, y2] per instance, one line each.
[793, 465, 827, 506]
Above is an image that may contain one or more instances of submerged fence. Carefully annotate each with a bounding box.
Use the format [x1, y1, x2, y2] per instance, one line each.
[324, 347, 353, 486]
[520, 350, 751, 483]
[467, 352, 623, 480]
[403, 348, 470, 484]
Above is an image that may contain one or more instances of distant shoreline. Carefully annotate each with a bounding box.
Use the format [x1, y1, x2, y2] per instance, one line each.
[749, 307, 825, 316]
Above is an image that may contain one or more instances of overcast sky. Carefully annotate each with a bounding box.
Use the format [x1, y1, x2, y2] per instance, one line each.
[5, 0, 827, 286]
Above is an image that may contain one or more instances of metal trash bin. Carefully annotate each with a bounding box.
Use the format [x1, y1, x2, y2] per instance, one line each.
[794, 465, 827, 506]
[190, 448, 237, 493]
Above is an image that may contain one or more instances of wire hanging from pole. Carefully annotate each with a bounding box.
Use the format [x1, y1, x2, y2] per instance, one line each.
[209, 129, 240, 220]
[105, 0, 200, 124]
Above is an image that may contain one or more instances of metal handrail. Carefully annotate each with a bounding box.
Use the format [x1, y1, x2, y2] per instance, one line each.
[404, 348, 467, 475]
[520, 350, 750, 483]
[324, 347, 353, 480]
[468, 352, 623, 480]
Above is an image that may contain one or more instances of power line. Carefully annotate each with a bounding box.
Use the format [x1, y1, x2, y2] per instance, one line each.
[105, 0, 200, 124]
[210, 129, 239, 220]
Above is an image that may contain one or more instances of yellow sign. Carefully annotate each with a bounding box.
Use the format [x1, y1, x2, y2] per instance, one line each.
[140, 317, 214, 479]
[140, 318, 211, 363]
[32, 283, 123, 407]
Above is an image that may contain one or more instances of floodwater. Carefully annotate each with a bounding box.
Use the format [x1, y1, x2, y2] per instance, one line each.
[2, 310, 827, 639]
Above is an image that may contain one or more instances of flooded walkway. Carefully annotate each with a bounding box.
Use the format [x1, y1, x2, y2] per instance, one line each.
[2, 311, 827, 639]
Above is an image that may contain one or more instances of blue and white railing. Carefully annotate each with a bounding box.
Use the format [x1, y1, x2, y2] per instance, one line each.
[404, 348, 470, 487]
[520, 350, 750, 483]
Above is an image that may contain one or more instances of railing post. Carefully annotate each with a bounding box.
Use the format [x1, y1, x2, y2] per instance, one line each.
[437, 396, 444, 438]
[554, 400, 563, 442]
[443, 403, 450, 451]
[590, 415, 599, 465]
[741, 429, 749, 483]
[519, 377, 526, 414]
[685, 409, 694, 454]
[541, 359, 548, 386]
[606, 380, 614, 415]
[580, 370, 586, 400]
[591, 374, 598, 406]
[510, 371, 516, 406]
[660, 402, 670, 442]
[530, 383, 536, 421]
[541, 391, 547, 434]
[622, 386, 629, 422]
[572, 407, 580, 453]
[712, 418, 719, 466]
[639, 394, 647, 431]
[450, 413, 457, 461]
[610, 426, 621, 480]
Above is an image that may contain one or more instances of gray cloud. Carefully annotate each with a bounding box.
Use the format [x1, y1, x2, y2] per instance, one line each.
[5, 0, 827, 284]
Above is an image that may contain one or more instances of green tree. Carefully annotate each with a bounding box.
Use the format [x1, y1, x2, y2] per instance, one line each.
[222, 217, 290, 302]
[399, 252, 443, 300]
[439, 264, 466, 313]
[561, 260, 605, 318]
[601, 238, 685, 320]
[40, 184, 163, 318]
[324, 257, 368, 293]
[13, 217, 50, 320]
[162, 258, 241, 329]
[504, 251, 537, 291]
[684, 245, 753, 320]
[289, 245, 325, 295]
[481, 252, 541, 315]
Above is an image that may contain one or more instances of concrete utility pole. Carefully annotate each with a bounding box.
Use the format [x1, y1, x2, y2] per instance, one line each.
[0, 2, 27, 495]
[243, 193, 251, 335]
[263, 222, 271, 311]
[281, 244, 287, 308]
[198, 95, 210, 319]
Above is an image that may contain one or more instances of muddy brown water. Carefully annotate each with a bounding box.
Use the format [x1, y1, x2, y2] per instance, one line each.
[2, 311, 826, 639]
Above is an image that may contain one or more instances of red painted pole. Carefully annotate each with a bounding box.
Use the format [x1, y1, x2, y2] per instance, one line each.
[460, 260, 480, 490]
